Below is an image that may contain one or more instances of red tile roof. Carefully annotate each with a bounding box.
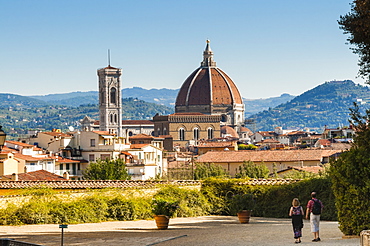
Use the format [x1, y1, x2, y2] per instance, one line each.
[53, 157, 80, 163]
[130, 144, 150, 149]
[288, 165, 324, 174]
[169, 112, 206, 116]
[197, 149, 343, 163]
[92, 131, 114, 136]
[2, 170, 66, 181]
[13, 153, 52, 161]
[129, 134, 153, 139]
[41, 132, 72, 138]
[5, 140, 34, 148]
[198, 141, 236, 148]
[122, 120, 153, 125]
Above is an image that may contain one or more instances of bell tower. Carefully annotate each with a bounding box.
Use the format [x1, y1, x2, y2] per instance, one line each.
[97, 57, 122, 137]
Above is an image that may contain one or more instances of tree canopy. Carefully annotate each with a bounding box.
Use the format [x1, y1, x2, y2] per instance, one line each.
[235, 161, 269, 179]
[83, 158, 131, 180]
[338, 0, 370, 83]
[330, 103, 370, 235]
[193, 163, 229, 180]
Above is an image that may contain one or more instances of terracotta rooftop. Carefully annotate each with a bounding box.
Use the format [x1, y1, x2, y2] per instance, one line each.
[1, 170, 66, 181]
[53, 157, 80, 163]
[316, 139, 331, 147]
[198, 141, 236, 148]
[122, 120, 153, 125]
[221, 126, 239, 138]
[130, 144, 150, 149]
[287, 165, 324, 174]
[13, 153, 52, 161]
[5, 140, 34, 148]
[261, 139, 281, 143]
[169, 112, 206, 116]
[92, 131, 114, 136]
[40, 132, 72, 138]
[197, 149, 343, 163]
[129, 134, 154, 139]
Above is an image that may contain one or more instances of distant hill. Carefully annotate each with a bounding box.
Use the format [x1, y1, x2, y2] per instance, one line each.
[0, 94, 47, 108]
[30, 87, 179, 107]
[0, 96, 173, 139]
[244, 93, 295, 117]
[29, 87, 293, 114]
[248, 80, 370, 131]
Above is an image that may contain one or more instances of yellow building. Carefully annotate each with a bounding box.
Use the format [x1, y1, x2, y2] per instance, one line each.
[197, 149, 342, 177]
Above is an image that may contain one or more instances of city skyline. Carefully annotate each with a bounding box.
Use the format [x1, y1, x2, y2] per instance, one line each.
[0, 0, 366, 99]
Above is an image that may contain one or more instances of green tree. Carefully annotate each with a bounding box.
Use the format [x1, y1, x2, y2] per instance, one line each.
[83, 158, 131, 180]
[330, 103, 370, 235]
[235, 161, 269, 179]
[193, 163, 229, 180]
[338, 0, 370, 83]
[238, 144, 257, 150]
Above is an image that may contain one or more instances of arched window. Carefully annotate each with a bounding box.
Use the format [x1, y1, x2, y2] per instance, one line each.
[157, 128, 161, 136]
[179, 128, 185, 141]
[207, 127, 214, 139]
[110, 87, 116, 104]
[193, 127, 199, 140]
[114, 114, 117, 123]
[163, 127, 167, 135]
[110, 114, 113, 123]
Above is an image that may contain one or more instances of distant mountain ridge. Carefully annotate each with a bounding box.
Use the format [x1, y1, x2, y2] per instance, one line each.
[29, 87, 293, 114]
[30, 87, 179, 107]
[2, 80, 366, 138]
[248, 80, 370, 131]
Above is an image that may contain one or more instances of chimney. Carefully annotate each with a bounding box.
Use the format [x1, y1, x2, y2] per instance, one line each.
[11, 173, 18, 181]
[63, 171, 70, 180]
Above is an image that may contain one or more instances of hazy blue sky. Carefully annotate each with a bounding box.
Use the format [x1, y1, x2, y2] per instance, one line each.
[0, 0, 364, 99]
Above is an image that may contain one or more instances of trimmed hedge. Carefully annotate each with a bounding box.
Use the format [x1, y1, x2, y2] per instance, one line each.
[201, 177, 337, 221]
[0, 178, 337, 225]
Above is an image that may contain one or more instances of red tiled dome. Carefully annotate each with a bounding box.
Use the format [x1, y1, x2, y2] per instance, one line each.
[175, 40, 243, 113]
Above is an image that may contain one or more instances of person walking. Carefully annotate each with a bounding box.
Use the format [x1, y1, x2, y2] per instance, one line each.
[306, 192, 324, 242]
[289, 198, 304, 244]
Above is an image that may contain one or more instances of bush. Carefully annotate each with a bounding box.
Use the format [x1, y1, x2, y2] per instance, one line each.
[201, 177, 337, 220]
[194, 163, 229, 180]
[153, 185, 211, 217]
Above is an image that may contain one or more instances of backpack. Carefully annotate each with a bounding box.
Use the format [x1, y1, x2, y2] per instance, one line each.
[311, 199, 321, 215]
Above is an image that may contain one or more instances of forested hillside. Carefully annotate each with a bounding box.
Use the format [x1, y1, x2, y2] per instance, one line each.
[248, 80, 370, 131]
[0, 97, 173, 139]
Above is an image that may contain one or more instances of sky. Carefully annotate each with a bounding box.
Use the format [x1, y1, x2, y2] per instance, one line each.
[0, 0, 365, 99]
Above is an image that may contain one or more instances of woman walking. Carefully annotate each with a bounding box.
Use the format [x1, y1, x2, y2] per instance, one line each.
[289, 198, 304, 243]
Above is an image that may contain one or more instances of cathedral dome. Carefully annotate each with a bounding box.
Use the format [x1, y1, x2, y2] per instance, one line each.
[175, 40, 245, 126]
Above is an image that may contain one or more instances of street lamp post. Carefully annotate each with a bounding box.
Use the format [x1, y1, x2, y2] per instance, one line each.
[0, 126, 6, 152]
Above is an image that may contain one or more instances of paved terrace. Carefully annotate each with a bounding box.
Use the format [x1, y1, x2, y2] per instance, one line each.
[0, 216, 359, 246]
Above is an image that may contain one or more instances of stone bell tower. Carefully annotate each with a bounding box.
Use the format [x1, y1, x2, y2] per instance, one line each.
[97, 61, 122, 137]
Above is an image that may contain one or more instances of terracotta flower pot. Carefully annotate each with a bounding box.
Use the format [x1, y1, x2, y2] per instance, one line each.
[154, 215, 170, 229]
[237, 210, 252, 224]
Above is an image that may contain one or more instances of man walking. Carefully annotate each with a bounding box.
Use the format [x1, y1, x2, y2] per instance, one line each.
[306, 192, 324, 242]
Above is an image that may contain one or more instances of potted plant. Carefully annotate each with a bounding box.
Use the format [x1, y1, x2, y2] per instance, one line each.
[229, 193, 255, 224]
[152, 198, 179, 229]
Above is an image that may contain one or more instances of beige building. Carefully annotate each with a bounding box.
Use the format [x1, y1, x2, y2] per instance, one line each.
[153, 113, 221, 148]
[0, 152, 19, 176]
[29, 130, 73, 154]
[197, 149, 342, 177]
